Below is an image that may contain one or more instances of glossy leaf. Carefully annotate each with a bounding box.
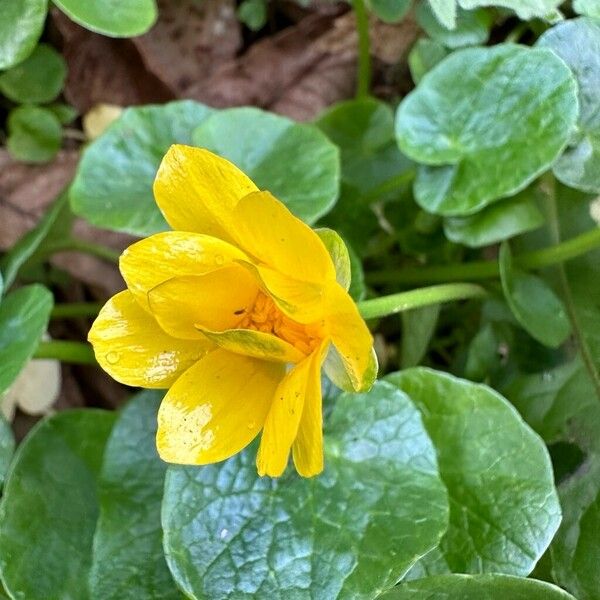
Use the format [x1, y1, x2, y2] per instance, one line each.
[428, 0, 456, 28]
[386, 368, 561, 577]
[7, 106, 62, 164]
[538, 18, 600, 193]
[379, 573, 576, 599]
[0, 0, 47, 69]
[458, 0, 562, 21]
[90, 391, 179, 599]
[416, 3, 491, 49]
[71, 101, 214, 235]
[408, 39, 448, 84]
[574, 0, 600, 18]
[0, 43, 66, 103]
[367, 0, 411, 23]
[499, 243, 570, 348]
[52, 0, 157, 37]
[162, 381, 449, 599]
[0, 417, 14, 489]
[396, 45, 578, 216]
[0, 285, 52, 396]
[444, 188, 545, 247]
[0, 410, 115, 600]
[193, 107, 340, 224]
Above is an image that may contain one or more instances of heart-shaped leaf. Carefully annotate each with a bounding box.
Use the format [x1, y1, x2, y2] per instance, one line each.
[162, 381, 449, 599]
[396, 44, 578, 216]
[7, 106, 62, 164]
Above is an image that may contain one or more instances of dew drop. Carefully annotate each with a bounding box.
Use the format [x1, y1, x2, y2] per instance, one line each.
[215, 254, 225, 265]
[247, 420, 256, 430]
[105, 351, 120, 365]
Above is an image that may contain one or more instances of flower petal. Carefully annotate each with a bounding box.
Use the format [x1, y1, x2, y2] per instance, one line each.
[325, 283, 375, 392]
[256, 343, 326, 477]
[148, 264, 260, 340]
[198, 328, 305, 364]
[154, 145, 257, 242]
[157, 349, 285, 465]
[88, 291, 209, 388]
[232, 191, 336, 283]
[120, 231, 249, 312]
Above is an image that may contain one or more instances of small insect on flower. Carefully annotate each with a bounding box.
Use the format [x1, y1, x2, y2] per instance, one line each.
[89, 146, 376, 477]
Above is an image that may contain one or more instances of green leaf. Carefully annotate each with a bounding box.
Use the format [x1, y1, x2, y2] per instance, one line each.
[0, 410, 115, 600]
[0, 0, 47, 70]
[574, 0, 600, 18]
[162, 381, 449, 599]
[416, 2, 491, 49]
[499, 242, 570, 348]
[378, 573, 576, 599]
[47, 102, 78, 125]
[0, 285, 52, 396]
[458, 0, 562, 21]
[71, 100, 215, 236]
[396, 45, 578, 216]
[7, 105, 62, 164]
[0, 416, 15, 488]
[193, 107, 340, 224]
[52, 0, 157, 37]
[444, 188, 545, 248]
[366, 0, 411, 23]
[538, 18, 600, 193]
[316, 97, 411, 196]
[428, 0, 457, 29]
[237, 0, 267, 31]
[90, 391, 180, 599]
[401, 304, 440, 367]
[0, 43, 66, 103]
[386, 368, 561, 577]
[408, 38, 449, 84]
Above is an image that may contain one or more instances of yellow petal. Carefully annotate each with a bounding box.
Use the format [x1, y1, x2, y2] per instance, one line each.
[120, 231, 249, 312]
[154, 145, 258, 242]
[198, 328, 305, 364]
[256, 344, 326, 477]
[157, 349, 285, 465]
[88, 291, 209, 388]
[232, 191, 336, 284]
[325, 283, 375, 393]
[148, 264, 260, 340]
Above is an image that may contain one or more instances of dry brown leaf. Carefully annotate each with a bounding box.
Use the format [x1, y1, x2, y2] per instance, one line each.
[133, 0, 242, 96]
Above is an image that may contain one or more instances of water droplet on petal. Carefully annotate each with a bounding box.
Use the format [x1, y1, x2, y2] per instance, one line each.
[247, 421, 256, 430]
[105, 351, 120, 365]
[215, 254, 225, 265]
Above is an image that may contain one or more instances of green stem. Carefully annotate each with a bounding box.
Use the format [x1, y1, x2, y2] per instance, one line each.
[357, 283, 487, 320]
[51, 302, 103, 319]
[368, 227, 600, 285]
[354, 0, 371, 98]
[33, 341, 97, 365]
[48, 238, 121, 264]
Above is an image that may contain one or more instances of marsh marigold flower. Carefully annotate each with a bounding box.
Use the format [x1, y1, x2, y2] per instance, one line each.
[89, 145, 376, 476]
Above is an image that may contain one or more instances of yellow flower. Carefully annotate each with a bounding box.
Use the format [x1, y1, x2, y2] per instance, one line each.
[89, 145, 376, 477]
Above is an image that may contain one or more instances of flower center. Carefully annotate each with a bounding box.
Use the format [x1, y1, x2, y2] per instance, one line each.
[237, 292, 322, 355]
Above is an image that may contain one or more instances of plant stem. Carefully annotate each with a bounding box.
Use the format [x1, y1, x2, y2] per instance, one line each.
[33, 341, 97, 365]
[357, 283, 488, 320]
[368, 227, 600, 285]
[49, 238, 121, 264]
[354, 0, 371, 98]
[51, 302, 103, 319]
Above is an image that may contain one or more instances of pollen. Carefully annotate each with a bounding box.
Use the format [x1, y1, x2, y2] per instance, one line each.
[237, 292, 322, 355]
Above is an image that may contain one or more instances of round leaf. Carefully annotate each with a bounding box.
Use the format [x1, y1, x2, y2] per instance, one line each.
[0, 285, 52, 396]
[386, 368, 562, 576]
[7, 106, 61, 164]
[499, 242, 571, 348]
[0, 0, 47, 70]
[408, 38, 449, 84]
[192, 107, 340, 224]
[538, 18, 600, 193]
[162, 381, 449, 599]
[52, 0, 157, 37]
[70, 100, 215, 236]
[396, 44, 578, 216]
[0, 43, 66, 103]
[0, 410, 115, 600]
[444, 188, 545, 248]
[90, 391, 179, 599]
[378, 573, 576, 599]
